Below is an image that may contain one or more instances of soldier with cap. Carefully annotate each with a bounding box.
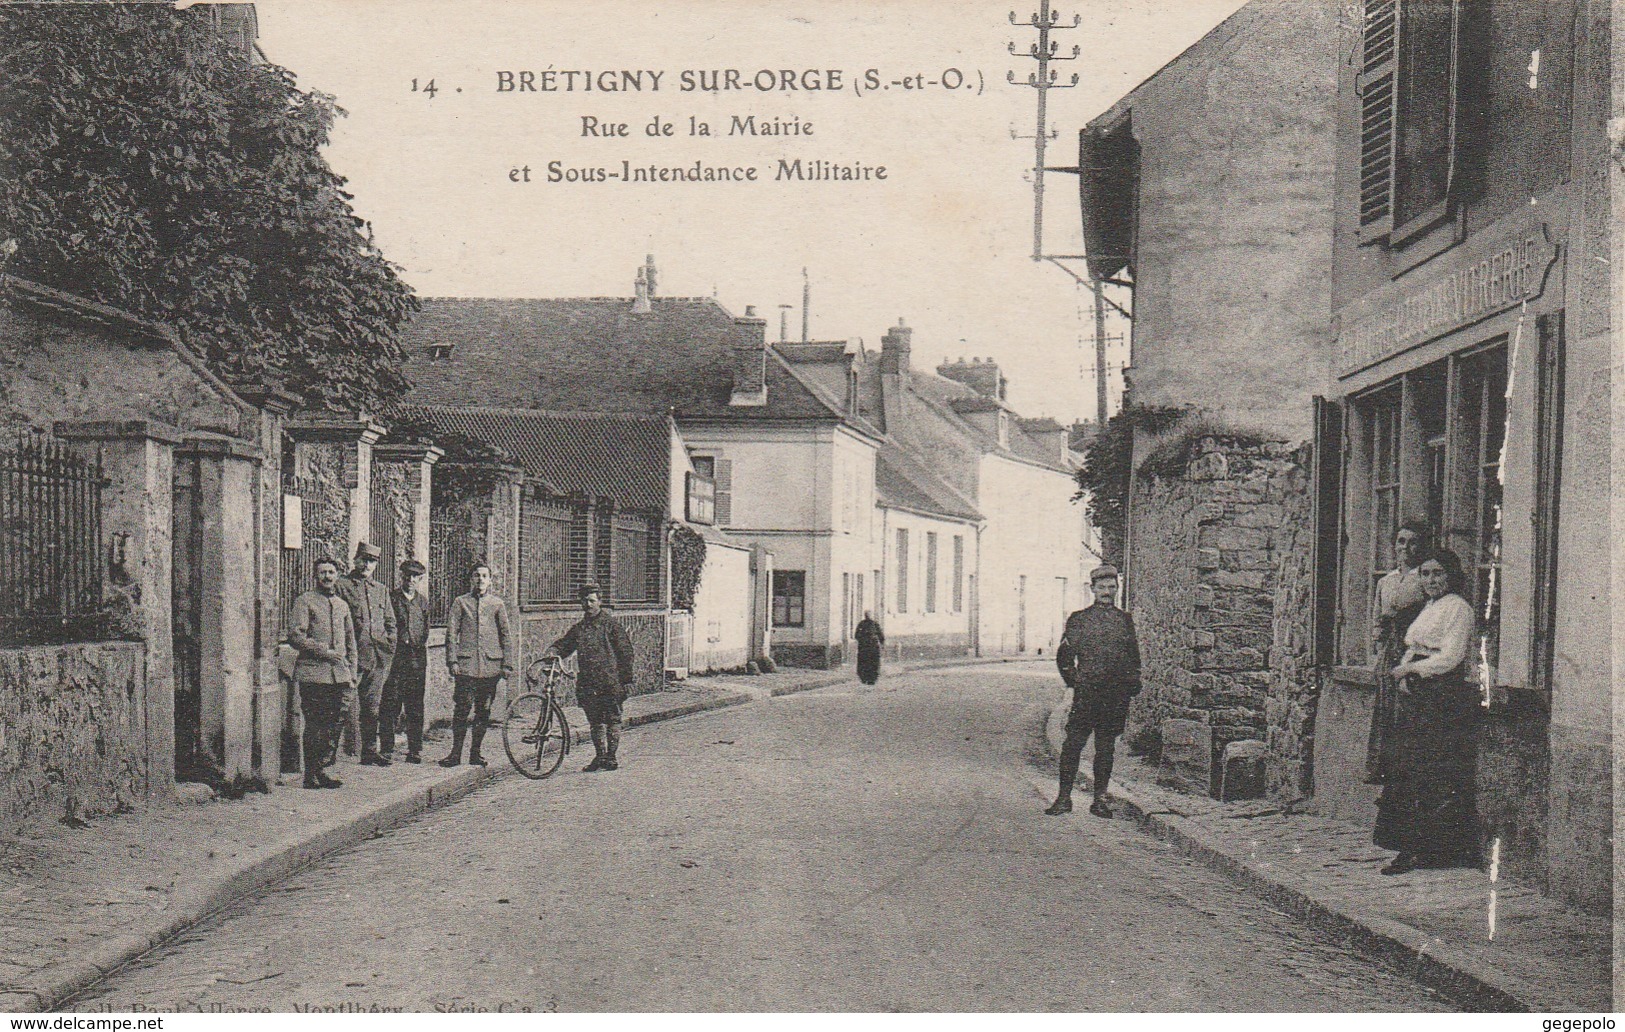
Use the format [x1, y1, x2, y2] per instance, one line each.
[1046, 563, 1142, 819]
[383, 558, 430, 763]
[287, 557, 354, 789]
[546, 583, 634, 772]
[440, 562, 515, 767]
[337, 541, 397, 766]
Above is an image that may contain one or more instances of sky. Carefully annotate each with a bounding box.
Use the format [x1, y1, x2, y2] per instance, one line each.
[254, 0, 1249, 425]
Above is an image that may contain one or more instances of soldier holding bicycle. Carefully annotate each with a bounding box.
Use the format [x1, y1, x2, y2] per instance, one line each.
[545, 583, 634, 772]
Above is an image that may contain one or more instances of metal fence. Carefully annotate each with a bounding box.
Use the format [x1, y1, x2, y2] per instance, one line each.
[369, 471, 399, 592]
[429, 513, 475, 625]
[279, 472, 332, 630]
[0, 432, 107, 646]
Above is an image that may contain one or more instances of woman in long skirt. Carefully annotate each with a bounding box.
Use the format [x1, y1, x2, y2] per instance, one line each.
[1366, 522, 1429, 784]
[1374, 547, 1480, 875]
[854, 611, 884, 686]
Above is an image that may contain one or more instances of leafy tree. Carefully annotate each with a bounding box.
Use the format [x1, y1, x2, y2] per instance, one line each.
[1073, 403, 1186, 565]
[0, 3, 416, 412]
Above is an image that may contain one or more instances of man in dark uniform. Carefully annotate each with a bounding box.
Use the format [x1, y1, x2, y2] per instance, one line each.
[336, 541, 397, 767]
[1046, 564, 1141, 819]
[546, 583, 634, 772]
[382, 559, 430, 763]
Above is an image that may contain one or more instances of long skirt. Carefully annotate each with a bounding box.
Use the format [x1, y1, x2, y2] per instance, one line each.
[1373, 675, 1480, 862]
[1364, 636, 1405, 784]
[856, 641, 881, 685]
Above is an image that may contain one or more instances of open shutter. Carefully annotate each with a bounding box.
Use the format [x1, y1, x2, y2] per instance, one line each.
[1311, 396, 1345, 668]
[1530, 313, 1564, 695]
[714, 458, 732, 527]
[1357, 0, 1398, 235]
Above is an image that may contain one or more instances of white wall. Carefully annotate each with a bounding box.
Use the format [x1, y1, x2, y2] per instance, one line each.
[875, 505, 977, 651]
[689, 540, 752, 671]
[976, 455, 1088, 656]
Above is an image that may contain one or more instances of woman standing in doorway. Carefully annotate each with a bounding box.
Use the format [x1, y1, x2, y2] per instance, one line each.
[1366, 522, 1430, 785]
[1374, 547, 1481, 875]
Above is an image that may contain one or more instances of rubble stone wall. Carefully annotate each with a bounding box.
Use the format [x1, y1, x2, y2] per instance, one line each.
[0, 642, 147, 832]
[1125, 436, 1315, 799]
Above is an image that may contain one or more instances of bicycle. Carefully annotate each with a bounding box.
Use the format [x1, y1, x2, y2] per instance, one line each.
[501, 655, 573, 778]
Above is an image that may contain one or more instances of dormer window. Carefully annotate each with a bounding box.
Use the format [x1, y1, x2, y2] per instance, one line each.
[427, 343, 454, 362]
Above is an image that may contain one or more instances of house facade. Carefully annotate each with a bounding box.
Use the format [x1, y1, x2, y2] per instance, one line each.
[848, 323, 1091, 658]
[1073, 0, 1338, 797]
[396, 258, 883, 671]
[1316, 0, 1613, 910]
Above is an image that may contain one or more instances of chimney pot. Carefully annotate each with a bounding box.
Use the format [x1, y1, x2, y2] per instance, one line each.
[745, 305, 757, 317]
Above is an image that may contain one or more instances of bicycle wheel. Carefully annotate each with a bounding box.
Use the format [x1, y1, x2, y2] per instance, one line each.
[502, 693, 568, 779]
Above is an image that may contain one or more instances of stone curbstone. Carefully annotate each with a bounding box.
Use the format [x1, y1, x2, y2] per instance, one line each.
[1029, 698, 1533, 1012]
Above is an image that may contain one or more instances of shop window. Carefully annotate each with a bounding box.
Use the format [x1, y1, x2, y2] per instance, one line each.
[772, 570, 805, 628]
[1447, 344, 1507, 677]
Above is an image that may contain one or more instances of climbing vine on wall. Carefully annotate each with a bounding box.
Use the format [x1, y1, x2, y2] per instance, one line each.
[669, 524, 706, 611]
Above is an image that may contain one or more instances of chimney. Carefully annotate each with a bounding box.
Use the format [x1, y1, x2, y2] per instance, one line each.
[936, 355, 1006, 400]
[729, 304, 768, 407]
[632, 265, 651, 314]
[879, 318, 912, 375]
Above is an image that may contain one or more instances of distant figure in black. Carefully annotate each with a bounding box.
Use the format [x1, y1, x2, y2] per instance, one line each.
[854, 611, 884, 686]
[1046, 564, 1141, 820]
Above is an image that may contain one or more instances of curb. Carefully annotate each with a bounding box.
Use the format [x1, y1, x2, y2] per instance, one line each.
[25, 674, 851, 1012]
[1026, 702, 1533, 1013]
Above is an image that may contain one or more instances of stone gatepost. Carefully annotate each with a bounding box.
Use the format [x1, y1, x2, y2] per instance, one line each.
[54, 419, 182, 801]
[232, 384, 300, 785]
[373, 443, 444, 569]
[285, 415, 386, 562]
[178, 433, 263, 782]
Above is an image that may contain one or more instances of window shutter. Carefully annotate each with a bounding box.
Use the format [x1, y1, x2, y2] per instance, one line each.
[1530, 313, 1564, 694]
[714, 458, 732, 526]
[1357, 0, 1399, 234]
[1310, 396, 1345, 667]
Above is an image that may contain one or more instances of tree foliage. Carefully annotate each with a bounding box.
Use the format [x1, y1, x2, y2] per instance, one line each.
[0, 4, 417, 412]
[1073, 403, 1187, 565]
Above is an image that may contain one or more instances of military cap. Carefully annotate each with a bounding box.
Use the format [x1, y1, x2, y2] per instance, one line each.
[1090, 564, 1120, 583]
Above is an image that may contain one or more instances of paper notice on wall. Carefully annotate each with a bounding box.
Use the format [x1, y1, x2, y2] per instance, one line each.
[283, 494, 303, 549]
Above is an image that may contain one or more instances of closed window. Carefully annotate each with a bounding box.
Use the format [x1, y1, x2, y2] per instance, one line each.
[952, 535, 965, 613]
[924, 532, 938, 613]
[895, 529, 909, 613]
[772, 570, 806, 628]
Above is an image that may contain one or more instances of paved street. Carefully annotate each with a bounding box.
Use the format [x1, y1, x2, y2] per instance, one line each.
[75, 665, 1449, 1012]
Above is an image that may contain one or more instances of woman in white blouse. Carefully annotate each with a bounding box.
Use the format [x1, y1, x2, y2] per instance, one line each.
[1373, 547, 1481, 876]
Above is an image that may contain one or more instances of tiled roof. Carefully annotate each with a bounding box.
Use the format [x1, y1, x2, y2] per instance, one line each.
[875, 443, 982, 522]
[398, 405, 671, 514]
[1019, 416, 1066, 434]
[400, 297, 844, 424]
[898, 367, 1075, 474]
[777, 341, 851, 363]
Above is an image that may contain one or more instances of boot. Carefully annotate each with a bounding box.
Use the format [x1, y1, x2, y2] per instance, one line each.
[602, 723, 621, 771]
[467, 724, 489, 767]
[1045, 771, 1076, 815]
[583, 725, 607, 772]
[438, 726, 465, 768]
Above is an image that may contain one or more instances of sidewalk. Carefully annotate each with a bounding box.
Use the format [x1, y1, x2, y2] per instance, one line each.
[1031, 708, 1612, 1012]
[0, 666, 854, 1013]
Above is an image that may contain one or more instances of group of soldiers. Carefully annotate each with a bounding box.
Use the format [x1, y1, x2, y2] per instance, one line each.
[286, 543, 635, 789]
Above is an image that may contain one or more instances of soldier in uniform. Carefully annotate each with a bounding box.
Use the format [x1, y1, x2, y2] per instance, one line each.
[1046, 564, 1142, 819]
[546, 583, 634, 772]
[383, 559, 430, 763]
[337, 542, 397, 767]
[440, 562, 516, 768]
[287, 558, 355, 789]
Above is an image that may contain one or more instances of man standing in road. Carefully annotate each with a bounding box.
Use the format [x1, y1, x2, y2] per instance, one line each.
[287, 558, 355, 789]
[1046, 564, 1141, 819]
[337, 542, 397, 767]
[383, 559, 430, 764]
[440, 562, 516, 768]
[547, 583, 634, 772]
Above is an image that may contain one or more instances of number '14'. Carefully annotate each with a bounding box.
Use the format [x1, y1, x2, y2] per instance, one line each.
[412, 78, 437, 98]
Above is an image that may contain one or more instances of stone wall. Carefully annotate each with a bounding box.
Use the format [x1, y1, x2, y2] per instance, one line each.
[1, 642, 147, 831]
[1125, 436, 1314, 799]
